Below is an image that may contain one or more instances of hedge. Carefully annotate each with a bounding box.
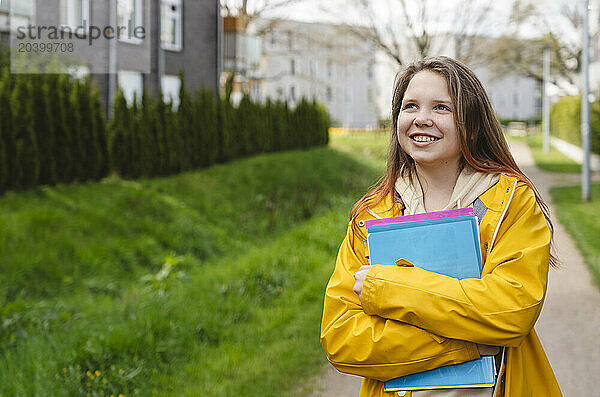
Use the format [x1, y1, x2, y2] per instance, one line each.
[0, 67, 330, 193]
[550, 95, 600, 154]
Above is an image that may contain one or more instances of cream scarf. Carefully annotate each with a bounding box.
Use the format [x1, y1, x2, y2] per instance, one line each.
[394, 166, 500, 215]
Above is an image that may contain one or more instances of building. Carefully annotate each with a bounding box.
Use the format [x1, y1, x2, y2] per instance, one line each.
[222, 15, 262, 105]
[256, 19, 379, 129]
[1, 0, 221, 113]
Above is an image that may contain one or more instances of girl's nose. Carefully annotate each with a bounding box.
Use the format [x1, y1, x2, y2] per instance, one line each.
[414, 116, 433, 127]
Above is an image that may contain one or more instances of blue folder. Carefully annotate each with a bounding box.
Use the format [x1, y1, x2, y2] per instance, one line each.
[366, 211, 496, 391]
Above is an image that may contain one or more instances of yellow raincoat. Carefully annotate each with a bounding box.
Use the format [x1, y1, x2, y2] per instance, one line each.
[320, 174, 562, 396]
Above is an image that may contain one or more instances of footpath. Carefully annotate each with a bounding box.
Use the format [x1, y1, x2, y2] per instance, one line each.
[310, 140, 600, 396]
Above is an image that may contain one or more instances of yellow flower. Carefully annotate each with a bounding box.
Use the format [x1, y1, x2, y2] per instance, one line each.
[118, 394, 124, 397]
[95, 370, 101, 377]
[86, 370, 92, 378]
[62, 367, 67, 374]
[110, 395, 115, 397]
[119, 369, 125, 375]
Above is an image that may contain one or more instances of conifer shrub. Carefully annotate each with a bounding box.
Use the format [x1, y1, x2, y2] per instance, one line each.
[11, 75, 39, 189]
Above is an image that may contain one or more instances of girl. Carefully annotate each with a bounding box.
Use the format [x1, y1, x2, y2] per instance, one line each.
[320, 56, 562, 396]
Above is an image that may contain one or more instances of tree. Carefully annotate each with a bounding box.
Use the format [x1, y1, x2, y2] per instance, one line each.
[318, 0, 498, 67]
[0, 69, 14, 192]
[46, 74, 73, 184]
[32, 75, 56, 186]
[90, 82, 110, 180]
[11, 75, 39, 189]
[487, 0, 582, 91]
[108, 89, 131, 177]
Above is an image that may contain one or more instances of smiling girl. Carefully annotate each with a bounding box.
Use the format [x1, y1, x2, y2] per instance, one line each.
[320, 56, 562, 396]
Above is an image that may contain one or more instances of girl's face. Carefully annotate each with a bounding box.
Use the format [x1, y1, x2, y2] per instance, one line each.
[396, 70, 461, 170]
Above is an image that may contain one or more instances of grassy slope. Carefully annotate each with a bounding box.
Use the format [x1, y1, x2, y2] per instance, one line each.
[550, 184, 600, 289]
[0, 146, 381, 396]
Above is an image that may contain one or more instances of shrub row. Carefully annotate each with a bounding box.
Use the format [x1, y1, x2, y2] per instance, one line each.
[0, 70, 108, 193]
[108, 75, 330, 179]
[550, 95, 600, 154]
[0, 68, 330, 192]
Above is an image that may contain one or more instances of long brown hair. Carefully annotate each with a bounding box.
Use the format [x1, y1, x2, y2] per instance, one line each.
[350, 56, 558, 268]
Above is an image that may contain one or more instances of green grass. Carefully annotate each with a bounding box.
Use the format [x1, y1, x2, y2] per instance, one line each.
[550, 184, 600, 289]
[0, 146, 381, 396]
[329, 132, 390, 167]
[521, 133, 582, 173]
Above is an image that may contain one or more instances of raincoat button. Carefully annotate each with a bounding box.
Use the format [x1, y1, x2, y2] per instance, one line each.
[358, 220, 365, 227]
[506, 187, 510, 192]
[397, 392, 407, 396]
[484, 242, 488, 249]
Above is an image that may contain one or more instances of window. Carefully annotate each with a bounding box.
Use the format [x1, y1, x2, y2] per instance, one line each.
[367, 63, 374, 80]
[367, 88, 373, 103]
[61, 0, 90, 29]
[251, 83, 261, 102]
[327, 61, 333, 78]
[290, 86, 296, 101]
[161, 74, 181, 108]
[161, 0, 182, 51]
[118, 0, 144, 43]
[326, 86, 332, 102]
[118, 70, 143, 105]
[290, 59, 295, 76]
[276, 87, 283, 99]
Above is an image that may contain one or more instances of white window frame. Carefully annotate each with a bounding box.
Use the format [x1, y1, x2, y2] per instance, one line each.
[118, 0, 144, 44]
[161, 0, 182, 51]
[60, 0, 90, 31]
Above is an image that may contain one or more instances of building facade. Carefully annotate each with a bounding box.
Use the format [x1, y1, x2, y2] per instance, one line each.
[256, 19, 379, 129]
[0, 0, 220, 113]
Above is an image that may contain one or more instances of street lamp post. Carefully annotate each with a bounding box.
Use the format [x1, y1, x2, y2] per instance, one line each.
[582, 0, 592, 201]
[543, 45, 550, 153]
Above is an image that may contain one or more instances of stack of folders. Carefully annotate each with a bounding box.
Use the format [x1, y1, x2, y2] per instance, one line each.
[364, 208, 496, 392]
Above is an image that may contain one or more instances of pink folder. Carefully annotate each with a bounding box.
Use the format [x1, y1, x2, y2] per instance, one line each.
[365, 207, 474, 229]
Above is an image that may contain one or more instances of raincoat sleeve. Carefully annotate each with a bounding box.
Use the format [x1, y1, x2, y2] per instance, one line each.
[320, 222, 480, 382]
[360, 184, 550, 348]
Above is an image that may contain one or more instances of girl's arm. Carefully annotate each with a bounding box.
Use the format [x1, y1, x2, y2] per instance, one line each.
[359, 184, 550, 348]
[320, 223, 480, 382]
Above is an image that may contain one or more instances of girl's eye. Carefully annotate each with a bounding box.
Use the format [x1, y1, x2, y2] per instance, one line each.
[402, 103, 417, 110]
[436, 104, 451, 111]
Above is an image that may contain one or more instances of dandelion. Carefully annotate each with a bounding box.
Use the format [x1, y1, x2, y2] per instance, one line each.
[119, 394, 124, 397]
[95, 370, 101, 377]
[86, 370, 92, 378]
[110, 395, 115, 397]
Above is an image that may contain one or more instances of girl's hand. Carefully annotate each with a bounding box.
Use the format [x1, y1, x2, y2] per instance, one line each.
[353, 265, 373, 302]
[477, 344, 501, 356]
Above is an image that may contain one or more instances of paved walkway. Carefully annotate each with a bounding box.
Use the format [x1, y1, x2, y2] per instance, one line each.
[311, 140, 600, 396]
